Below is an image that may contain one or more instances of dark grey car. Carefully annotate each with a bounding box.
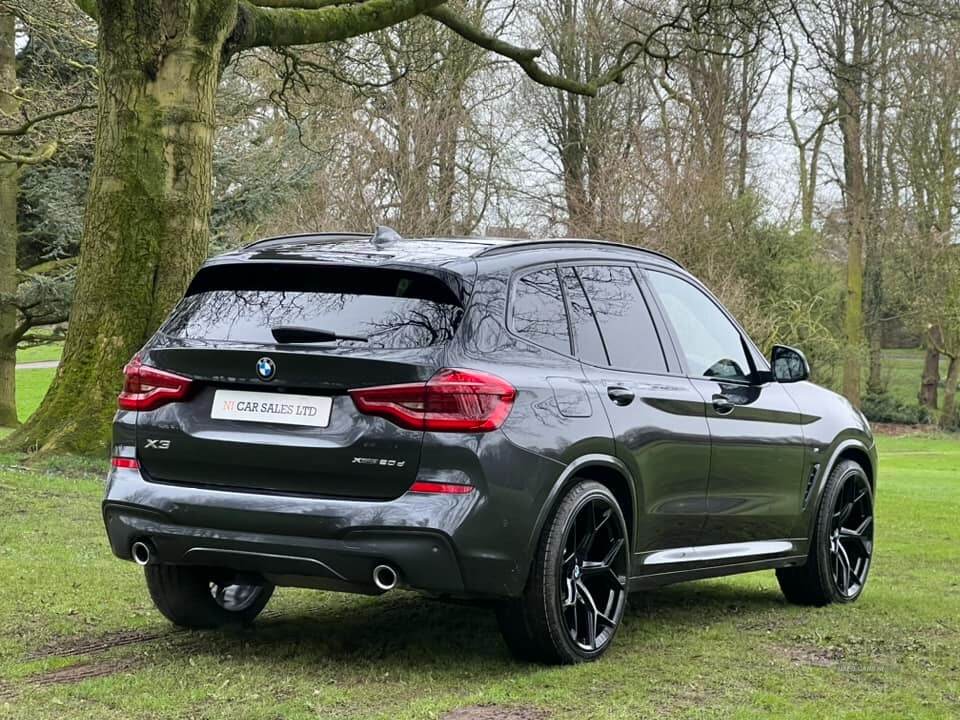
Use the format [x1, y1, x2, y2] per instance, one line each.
[104, 230, 877, 664]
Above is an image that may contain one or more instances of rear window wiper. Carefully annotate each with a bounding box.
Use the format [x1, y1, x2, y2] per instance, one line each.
[271, 325, 368, 344]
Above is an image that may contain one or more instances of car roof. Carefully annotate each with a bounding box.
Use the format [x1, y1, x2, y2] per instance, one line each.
[210, 231, 682, 271]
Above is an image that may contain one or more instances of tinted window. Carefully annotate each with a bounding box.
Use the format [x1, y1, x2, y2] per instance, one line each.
[162, 265, 462, 350]
[577, 266, 667, 373]
[559, 267, 608, 366]
[647, 271, 752, 381]
[511, 268, 571, 354]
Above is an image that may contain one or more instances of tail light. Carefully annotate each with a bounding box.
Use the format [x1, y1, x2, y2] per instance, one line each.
[118, 355, 193, 411]
[349, 368, 516, 432]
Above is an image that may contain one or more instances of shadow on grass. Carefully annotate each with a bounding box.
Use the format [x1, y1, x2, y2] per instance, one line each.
[147, 579, 786, 672]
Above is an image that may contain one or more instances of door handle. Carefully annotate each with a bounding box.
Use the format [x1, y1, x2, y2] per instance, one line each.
[607, 386, 635, 406]
[712, 394, 735, 415]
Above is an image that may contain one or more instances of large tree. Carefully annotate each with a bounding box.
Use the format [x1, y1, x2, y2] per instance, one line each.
[0, 2, 94, 427]
[6, 0, 652, 453]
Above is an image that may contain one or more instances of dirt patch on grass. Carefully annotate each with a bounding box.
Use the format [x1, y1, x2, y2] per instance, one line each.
[871, 422, 930, 437]
[26, 659, 140, 687]
[27, 628, 168, 660]
[0, 679, 17, 701]
[774, 644, 844, 667]
[442, 705, 550, 720]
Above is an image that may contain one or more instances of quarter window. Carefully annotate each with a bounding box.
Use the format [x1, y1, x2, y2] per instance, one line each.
[511, 268, 571, 355]
[647, 271, 753, 381]
[576, 266, 668, 373]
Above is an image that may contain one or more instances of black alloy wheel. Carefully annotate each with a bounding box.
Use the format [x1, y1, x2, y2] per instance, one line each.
[777, 459, 874, 606]
[560, 495, 629, 652]
[496, 480, 630, 664]
[829, 472, 874, 598]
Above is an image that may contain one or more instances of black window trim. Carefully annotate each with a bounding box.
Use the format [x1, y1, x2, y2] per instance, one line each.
[557, 260, 679, 378]
[504, 259, 681, 378]
[505, 262, 574, 358]
[641, 265, 771, 386]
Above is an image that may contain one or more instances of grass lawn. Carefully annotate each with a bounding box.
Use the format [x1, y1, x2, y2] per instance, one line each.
[14, 369, 57, 424]
[0, 435, 957, 719]
[15, 343, 63, 366]
[877, 348, 930, 409]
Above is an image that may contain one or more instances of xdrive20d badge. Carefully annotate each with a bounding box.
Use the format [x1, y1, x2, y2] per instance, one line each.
[104, 229, 876, 664]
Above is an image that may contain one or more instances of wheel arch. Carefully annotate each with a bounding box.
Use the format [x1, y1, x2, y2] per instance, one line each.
[805, 438, 877, 540]
[834, 445, 875, 491]
[526, 454, 638, 564]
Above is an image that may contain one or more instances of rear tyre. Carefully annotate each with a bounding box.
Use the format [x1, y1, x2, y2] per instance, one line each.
[497, 480, 629, 664]
[777, 459, 874, 606]
[145, 565, 274, 629]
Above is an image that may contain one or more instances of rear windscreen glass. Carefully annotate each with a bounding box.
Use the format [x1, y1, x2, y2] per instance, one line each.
[160, 265, 464, 349]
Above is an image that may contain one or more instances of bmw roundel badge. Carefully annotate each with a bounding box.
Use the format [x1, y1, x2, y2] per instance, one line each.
[256, 357, 276, 381]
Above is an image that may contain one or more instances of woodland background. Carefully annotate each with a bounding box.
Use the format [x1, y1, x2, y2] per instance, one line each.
[3, 0, 960, 452]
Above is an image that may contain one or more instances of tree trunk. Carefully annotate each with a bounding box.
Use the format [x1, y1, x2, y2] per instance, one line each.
[919, 326, 941, 408]
[0, 12, 19, 427]
[5, 0, 237, 453]
[940, 355, 960, 431]
[838, 53, 867, 408]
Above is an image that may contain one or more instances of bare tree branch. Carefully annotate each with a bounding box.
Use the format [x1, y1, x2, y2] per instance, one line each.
[0, 140, 58, 166]
[249, 0, 353, 8]
[424, 6, 644, 96]
[0, 102, 94, 136]
[230, 0, 448, 52]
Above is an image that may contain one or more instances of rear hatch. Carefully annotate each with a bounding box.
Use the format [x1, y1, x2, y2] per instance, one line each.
[133, 262, 468, 500]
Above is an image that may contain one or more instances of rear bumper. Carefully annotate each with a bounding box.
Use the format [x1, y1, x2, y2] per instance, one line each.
[103, 466, 511, 598]
[104, 500, 465, 595]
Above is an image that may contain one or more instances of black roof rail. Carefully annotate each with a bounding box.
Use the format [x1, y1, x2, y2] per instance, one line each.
[242, 231, 371, 250]
[473, 238, 683, 268]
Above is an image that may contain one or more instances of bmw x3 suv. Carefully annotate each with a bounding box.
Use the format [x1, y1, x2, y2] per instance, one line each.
[104, 229, 876, 664]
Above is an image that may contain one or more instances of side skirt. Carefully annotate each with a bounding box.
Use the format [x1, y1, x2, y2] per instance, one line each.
[628, 550, 808, 591]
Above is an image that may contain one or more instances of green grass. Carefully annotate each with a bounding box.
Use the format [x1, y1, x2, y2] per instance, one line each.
[15, 368, 57, 423]
[0, 435, 957, 719]
[876, 348, 930, 409]
[15, 343, 63, 365]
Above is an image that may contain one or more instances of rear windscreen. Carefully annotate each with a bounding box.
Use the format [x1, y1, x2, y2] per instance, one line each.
[160, 265, 464, 349]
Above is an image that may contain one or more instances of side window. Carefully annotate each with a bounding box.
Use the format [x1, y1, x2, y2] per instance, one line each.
[559, 267, 608, 366]
[510, 267, 571, 355]
[647, 271, 753, 381]
[577, 266, 668, 373]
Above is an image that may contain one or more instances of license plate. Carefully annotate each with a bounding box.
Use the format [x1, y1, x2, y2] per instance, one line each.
[211, 390, 332, 428]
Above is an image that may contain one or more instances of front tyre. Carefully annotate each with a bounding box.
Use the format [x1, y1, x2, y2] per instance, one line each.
[497, 480, 629, 664]
[777, 459, 874, 606]
[145, 565, 274, 629]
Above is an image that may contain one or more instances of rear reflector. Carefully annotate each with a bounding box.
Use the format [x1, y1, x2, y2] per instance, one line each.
[111, 457, 140, 470]
[118, 355, 193, 411]
[408, 481, 474, 495]
[349, 368, 516, 432]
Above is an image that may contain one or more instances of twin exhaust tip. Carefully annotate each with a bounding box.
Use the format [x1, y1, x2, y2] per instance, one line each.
[372, 564, 398, 591]
[131, 540, 153, 566]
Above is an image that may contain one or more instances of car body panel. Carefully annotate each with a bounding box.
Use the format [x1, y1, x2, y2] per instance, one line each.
[104, 233, 876, 601]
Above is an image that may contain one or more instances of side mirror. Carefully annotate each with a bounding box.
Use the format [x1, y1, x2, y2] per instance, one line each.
[771, 345, 810, 383]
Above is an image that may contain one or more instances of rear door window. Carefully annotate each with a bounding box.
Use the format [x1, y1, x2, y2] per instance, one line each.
[510, 267, 571, 354]
[576, 265, 668, 373]
[161, 265, 463, 349]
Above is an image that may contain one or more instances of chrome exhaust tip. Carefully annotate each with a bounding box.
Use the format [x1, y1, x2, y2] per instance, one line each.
[372, 564, 398, 591]
[131, 540, 153, 566]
